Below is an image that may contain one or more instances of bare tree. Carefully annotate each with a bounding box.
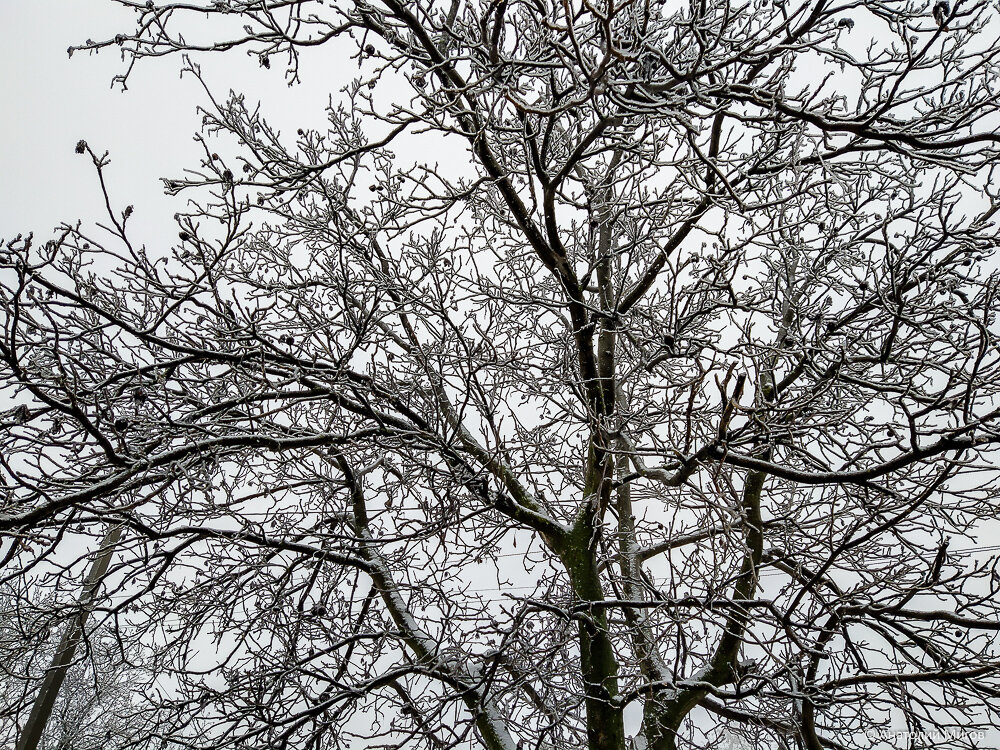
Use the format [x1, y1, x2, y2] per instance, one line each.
[13, 524, 124, 750]
[4, 2, 1000, 749]
[0, 576, 143, 750]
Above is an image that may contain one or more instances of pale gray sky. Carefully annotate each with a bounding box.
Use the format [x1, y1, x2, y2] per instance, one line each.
[4, 6, 999, 748]
[0, 1, 201, 240]
[0, 1, 341, 245]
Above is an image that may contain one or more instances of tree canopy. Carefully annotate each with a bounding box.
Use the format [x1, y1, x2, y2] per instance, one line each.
[4, 1, 1000, 749]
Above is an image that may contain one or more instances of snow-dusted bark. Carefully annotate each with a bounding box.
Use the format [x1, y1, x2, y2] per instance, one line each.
[6, 2, 1000, 750]
[338, 455, 519, 750]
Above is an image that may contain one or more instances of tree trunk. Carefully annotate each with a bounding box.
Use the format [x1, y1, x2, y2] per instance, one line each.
[16, 525, 122, 750]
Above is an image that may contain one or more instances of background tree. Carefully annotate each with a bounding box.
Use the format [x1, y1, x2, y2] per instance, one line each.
[4, 1, 1000, 749]
[0, 577, 143, 750]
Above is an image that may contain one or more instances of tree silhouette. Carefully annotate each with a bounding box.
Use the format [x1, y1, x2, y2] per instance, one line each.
[4, 2, 1000, 749]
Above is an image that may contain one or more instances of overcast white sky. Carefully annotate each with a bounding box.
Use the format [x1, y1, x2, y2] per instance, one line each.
[0, 1, 343, 246]
[5, 5, 1000, 747]
[2, 2, 189, 239]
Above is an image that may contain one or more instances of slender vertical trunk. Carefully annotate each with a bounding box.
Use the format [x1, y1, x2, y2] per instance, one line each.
[562, 529, 627, 750]
[563, 435, 626, 750]
[654, 469, 767, 749]
[16, 525, 122, 750]
[614, 449, 674, 750]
